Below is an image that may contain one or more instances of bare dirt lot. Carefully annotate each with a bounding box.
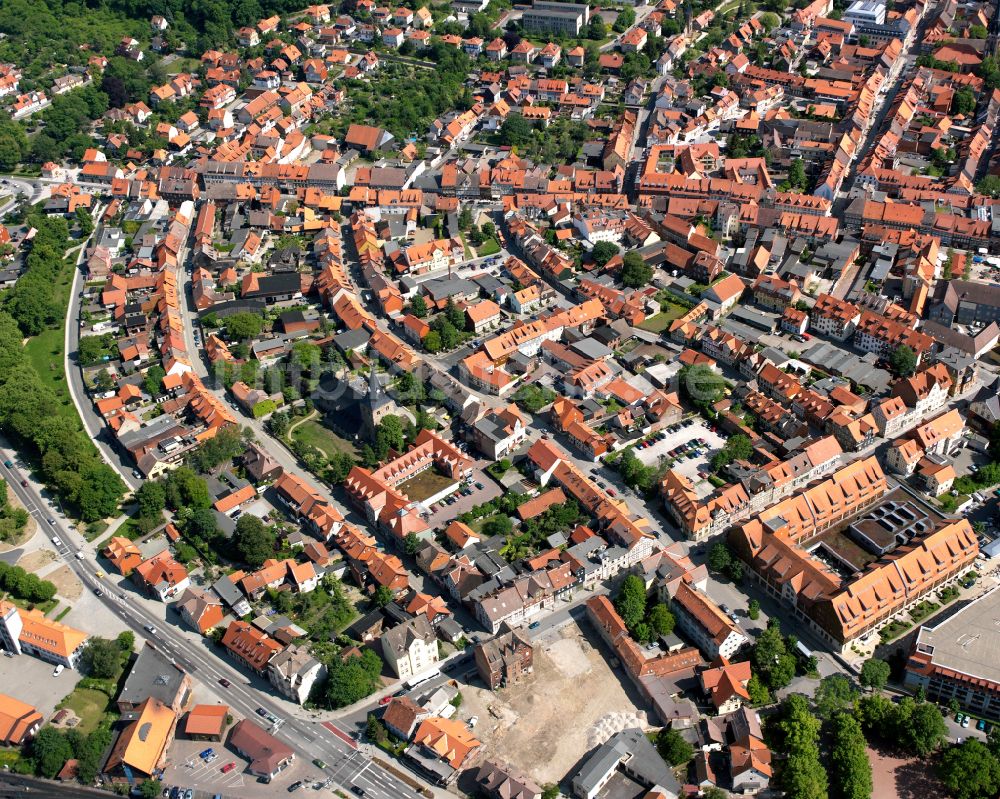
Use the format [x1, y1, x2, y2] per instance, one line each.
[47, 564, 81, 600]
[455, 620, 650, 785]
[868, 743, 945, 799]
[18, 549, 55, 572]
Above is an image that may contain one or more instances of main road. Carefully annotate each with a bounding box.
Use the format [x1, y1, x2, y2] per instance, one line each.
[0, 440, 424, 799]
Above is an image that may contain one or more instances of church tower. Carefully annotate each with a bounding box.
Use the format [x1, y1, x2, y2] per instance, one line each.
[362, 366, 395, 438]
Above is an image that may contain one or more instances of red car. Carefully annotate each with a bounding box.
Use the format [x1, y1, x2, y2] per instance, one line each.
[379, 696, 392, 706]
[221, 762, 237, 773]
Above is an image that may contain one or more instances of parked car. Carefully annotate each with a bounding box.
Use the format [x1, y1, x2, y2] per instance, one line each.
[221, 762, 237, 773]
[199, 749, 214, 759]
[528, 621, 540, 630]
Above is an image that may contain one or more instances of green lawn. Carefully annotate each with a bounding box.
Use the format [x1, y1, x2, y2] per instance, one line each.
[476, 238, 500, 256]
[56, 687, 110, 735]
[638, 302, 690, 333]
[9, 596, 58, 615]
[165, 56, 201, 75]
[290, 419, 358, 459]
[398, 468, 456, 502]
[23, 250, 80, 427]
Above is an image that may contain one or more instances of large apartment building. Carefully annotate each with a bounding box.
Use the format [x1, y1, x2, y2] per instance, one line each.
[522, 0, 590, 36]
[906, 587, 1000, 720]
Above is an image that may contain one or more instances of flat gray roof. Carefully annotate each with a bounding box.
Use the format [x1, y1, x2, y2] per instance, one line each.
[915, 586, 1000, 686]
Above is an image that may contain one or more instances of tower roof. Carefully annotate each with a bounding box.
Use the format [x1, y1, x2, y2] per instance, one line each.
[368, 367, 394, 411]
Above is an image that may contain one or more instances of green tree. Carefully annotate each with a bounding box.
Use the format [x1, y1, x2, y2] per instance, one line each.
[707, 543, 732, 574]
[268, 411, 290, 438]
[223, 312, 264, 341]
[325, 649, 383, 708]
[854, 692, 894, 733]
[116, 630, 135, 652]
[615, 574, 648, 631]
[423, 329, 442, 353]
[373, 584, 394, 607]
[620, 252, 652, 288]
[81, 637, 122, 678]
[482, 514, 513, 538]
[500, 114, 532, 147]
[135, 480, 166, 521]
[890, 345, 917, 377]
[77, 335, 110, 366]
[759, 11, 780, 30]
[327, 452, 356, 484]
[680, 363, 727, 408]
[541, 785, 560, 799]
[906, 701, 947, 756]
[789, 158, 807, 190]
[458, 207, 473, 230]
[93, 369, 114, 393]
[375, 415, 405, 455]
[588, 15, 607, 38]
[779, 694, 828, 799]
[751, 623, 796, 691]
[233, 514, 275, 567]
[0, 134, 22, 171]
[748, 598, 760, 620]
[404, 532, 422, 555]
[953, 87, 977, 115]
[164, 467, 211, 511]
[613, 6, 635, 31]
[75, 206, 94, 236]
[829, 713, 872, 799]
[144, 364, 166, 397]
[656, 726, 693, 765]
[648, 604, 675, 636]
[977, 175, 1000, 197]
[409, 295, 428, 318]
[939, 739, 1000, 799]
[139, 779, 163, 799]
[591, 241, 620, 267]
[747, 673, 771, 706]
[31, 727, 74, 778]
[814, 674, 858, 719]
[859, 657, 890, 692]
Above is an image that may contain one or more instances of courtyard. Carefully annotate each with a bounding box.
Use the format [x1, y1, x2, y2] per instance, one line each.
[397, 468, 457, 503]
[453, 619, 651, 787]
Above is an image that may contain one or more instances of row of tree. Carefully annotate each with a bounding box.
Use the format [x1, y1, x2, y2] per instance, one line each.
[0, 312, 124, 522]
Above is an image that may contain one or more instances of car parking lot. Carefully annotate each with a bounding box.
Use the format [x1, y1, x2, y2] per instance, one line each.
[161, 737, 314, 799]
[633, 418, 730, 494]
[422, 469, 502, 529]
